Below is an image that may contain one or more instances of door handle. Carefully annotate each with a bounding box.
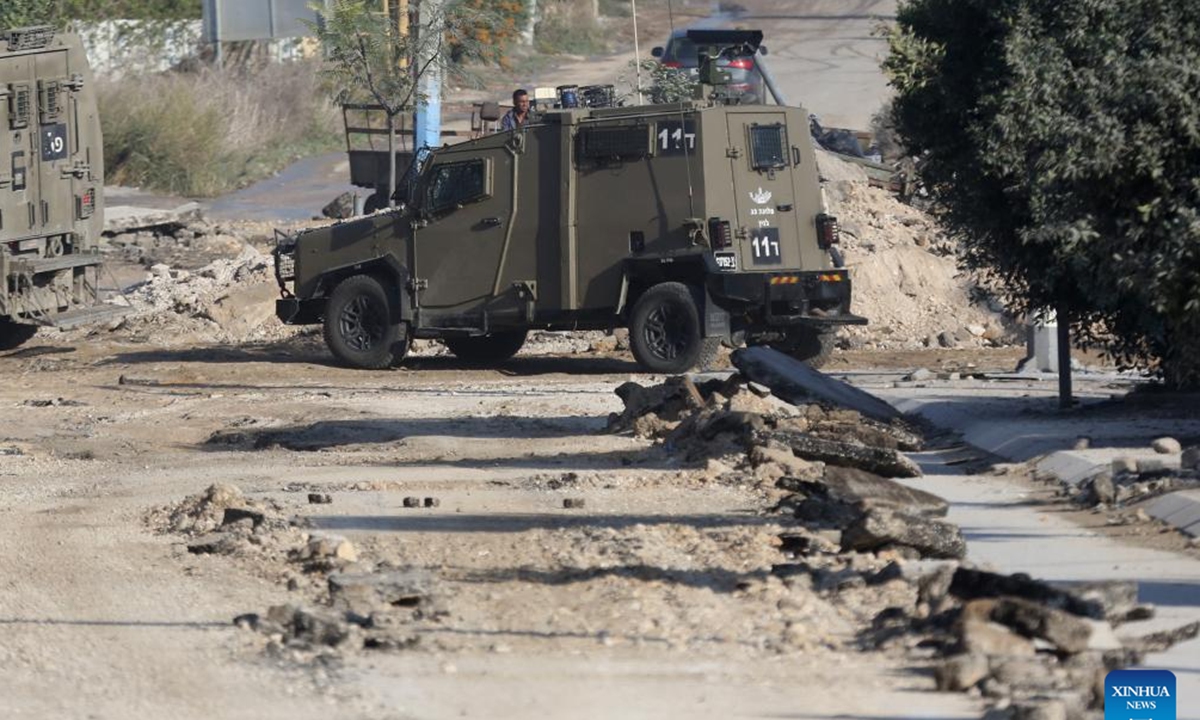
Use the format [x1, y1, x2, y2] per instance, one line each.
[791, 146, 801, 166]
[481, 216, 502, 228]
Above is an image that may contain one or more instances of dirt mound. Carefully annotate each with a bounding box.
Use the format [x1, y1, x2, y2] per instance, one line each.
[148, 482, 270, 536]
[817, 151, 1019, 351]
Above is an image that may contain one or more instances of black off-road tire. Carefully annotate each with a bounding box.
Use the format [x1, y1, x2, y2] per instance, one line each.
[0, 320, 38, 351]
[444, 330, 527, 364]
[778, 327, 836, 369]
[323, 274, 405, 369]
[629, 282, 720, 374]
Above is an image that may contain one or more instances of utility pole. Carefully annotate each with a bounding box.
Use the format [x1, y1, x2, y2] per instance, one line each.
[631, 0, 643, 104]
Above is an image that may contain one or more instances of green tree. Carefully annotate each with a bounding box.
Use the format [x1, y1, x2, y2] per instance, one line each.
[0, 0, 55, 28]
[311, 0, 494, 208]
[884, 0, 1200, 388]
[2, 1, 200, 28]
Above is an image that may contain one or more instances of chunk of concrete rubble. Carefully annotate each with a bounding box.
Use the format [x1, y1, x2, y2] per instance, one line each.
[328, 569, 432, 612]
[1183, 446, 1200, 470]
[823, 466, 949, 517]
[1089, 473, 1116, 505]
[764, 429, 922, 478]
[322, 191, 356, 219]
[934, 652, 990, 691]
[905, 368, 933, 382]
[841, 508, 966, 559]
[1110, 457, 1138, 475]
[298, 533, 358, 563]
[1136, 458, 1168, 474]
[1125, 620, 1200, 654]
[186, 532, 243, 555]
[264, 603, 355, 647]
[1048, 580, 1139, 622]
[731, 346, 901, 423]
[984, 597, 1093, 654]
[1151, 437, 1182, 454]
[959, 616, 1036, 657]
[948, 568, 1106, 620]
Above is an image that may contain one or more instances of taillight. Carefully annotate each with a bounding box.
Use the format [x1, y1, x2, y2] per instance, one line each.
[708, 217, 732, 249]
[663, 61, 682, 69]
[76, 187, 95, 219]
[727, 58, 753, 70]
[816, 213, 840, 249]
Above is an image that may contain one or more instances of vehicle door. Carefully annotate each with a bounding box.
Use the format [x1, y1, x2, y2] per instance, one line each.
[726, 110, 821, 270]
[412, 147, 513, 319]
[33, 47, 74, 239]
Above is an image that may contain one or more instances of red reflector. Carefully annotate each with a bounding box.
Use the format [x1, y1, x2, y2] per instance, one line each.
[663, 61, 682, 69]
[727, 58, 753, 69]
[818, 273, 843, 282]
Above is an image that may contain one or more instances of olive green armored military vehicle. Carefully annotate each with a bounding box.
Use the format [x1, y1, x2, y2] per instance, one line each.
[1, 26, 113, 351]
[275, 30, 866, 372]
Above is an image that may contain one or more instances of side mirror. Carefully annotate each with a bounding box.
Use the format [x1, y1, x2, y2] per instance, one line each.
[759, 45, 768, 56]
[651, 46, 664, 58]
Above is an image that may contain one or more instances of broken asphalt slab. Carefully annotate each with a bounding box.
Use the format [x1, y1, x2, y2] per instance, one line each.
[731, 346, 902, 423]
[104, 186, 203, 234]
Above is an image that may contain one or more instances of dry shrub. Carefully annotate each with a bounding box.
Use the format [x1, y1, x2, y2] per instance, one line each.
[98, 60, 340, 197]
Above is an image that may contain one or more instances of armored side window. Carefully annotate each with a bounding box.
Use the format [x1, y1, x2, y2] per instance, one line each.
[577, 125, 651, 161]
[426, 159, 491, 214]
[8, 84, 31, 130]
[749, 123, 788, 170]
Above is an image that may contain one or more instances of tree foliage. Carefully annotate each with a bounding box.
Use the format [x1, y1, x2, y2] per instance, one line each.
[884, 0, 1200, 387]
[2, 0, 199, 28]
[310, 0, 496, 206]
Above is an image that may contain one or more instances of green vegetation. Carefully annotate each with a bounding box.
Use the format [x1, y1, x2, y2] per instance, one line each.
[99, 62, 340, 197]
[884, 0, 1200, 388]
[622, 59, 695, 104]
[1, 0, 199, 28]
[310, 0, 495, 207]
[534, 0, 607, 56]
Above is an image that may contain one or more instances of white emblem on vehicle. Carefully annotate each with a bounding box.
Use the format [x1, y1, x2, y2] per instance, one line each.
[750, 187, 772, 205]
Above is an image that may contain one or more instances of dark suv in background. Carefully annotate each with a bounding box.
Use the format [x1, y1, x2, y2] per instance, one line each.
[651, 27, 767, 104]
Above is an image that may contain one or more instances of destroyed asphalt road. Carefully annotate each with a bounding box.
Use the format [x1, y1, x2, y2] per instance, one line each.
[2, 340, 1197, 718]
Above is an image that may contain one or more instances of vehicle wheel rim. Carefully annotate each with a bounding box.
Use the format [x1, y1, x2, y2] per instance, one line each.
[339, 294, 384, 352]
[643, 303, 690, 361]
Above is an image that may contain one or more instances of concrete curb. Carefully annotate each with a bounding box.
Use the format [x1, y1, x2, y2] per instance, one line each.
[1034, 450, 1197, 537]
[1147, 489, 1200, 537]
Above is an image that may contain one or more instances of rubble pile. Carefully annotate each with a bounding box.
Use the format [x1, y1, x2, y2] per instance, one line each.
[817, 151, 1020, 351]
[1071, 440, 1200, 514]
[866, 565, 1199, 720]
[100, 244, 299, 346]
[104, 219, 252, 270]
[606, 372, 959, 560]
[608, 368, 1188, 717]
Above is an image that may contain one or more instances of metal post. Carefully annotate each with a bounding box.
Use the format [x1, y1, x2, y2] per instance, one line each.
[631, 0, 643, 104]
[1057, 303, 1072, 410]
[756, 56, 786, 106]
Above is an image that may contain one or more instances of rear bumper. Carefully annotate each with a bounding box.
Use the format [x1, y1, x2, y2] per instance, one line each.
[710, 269, 867, 328]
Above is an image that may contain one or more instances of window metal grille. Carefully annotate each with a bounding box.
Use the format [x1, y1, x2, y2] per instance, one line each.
[749, 123, 788, 170]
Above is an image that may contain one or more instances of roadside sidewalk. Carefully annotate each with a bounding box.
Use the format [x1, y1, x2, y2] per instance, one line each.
[851, 372, 1200, 719]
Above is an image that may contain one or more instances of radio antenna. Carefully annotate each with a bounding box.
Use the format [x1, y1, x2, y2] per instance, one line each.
[669, 0, 696, 219]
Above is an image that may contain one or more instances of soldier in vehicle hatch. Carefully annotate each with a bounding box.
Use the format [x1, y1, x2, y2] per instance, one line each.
[500, 89, 530, 131]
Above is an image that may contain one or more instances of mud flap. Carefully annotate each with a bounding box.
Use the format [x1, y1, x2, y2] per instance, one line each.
[698, 286, 731, 340]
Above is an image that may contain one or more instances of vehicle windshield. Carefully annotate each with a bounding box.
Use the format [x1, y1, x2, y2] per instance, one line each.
[663, 37, 699, 66]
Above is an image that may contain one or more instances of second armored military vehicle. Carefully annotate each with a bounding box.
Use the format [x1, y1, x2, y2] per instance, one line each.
[1, 26, 115, 351]
[275, 30, 866, 373]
